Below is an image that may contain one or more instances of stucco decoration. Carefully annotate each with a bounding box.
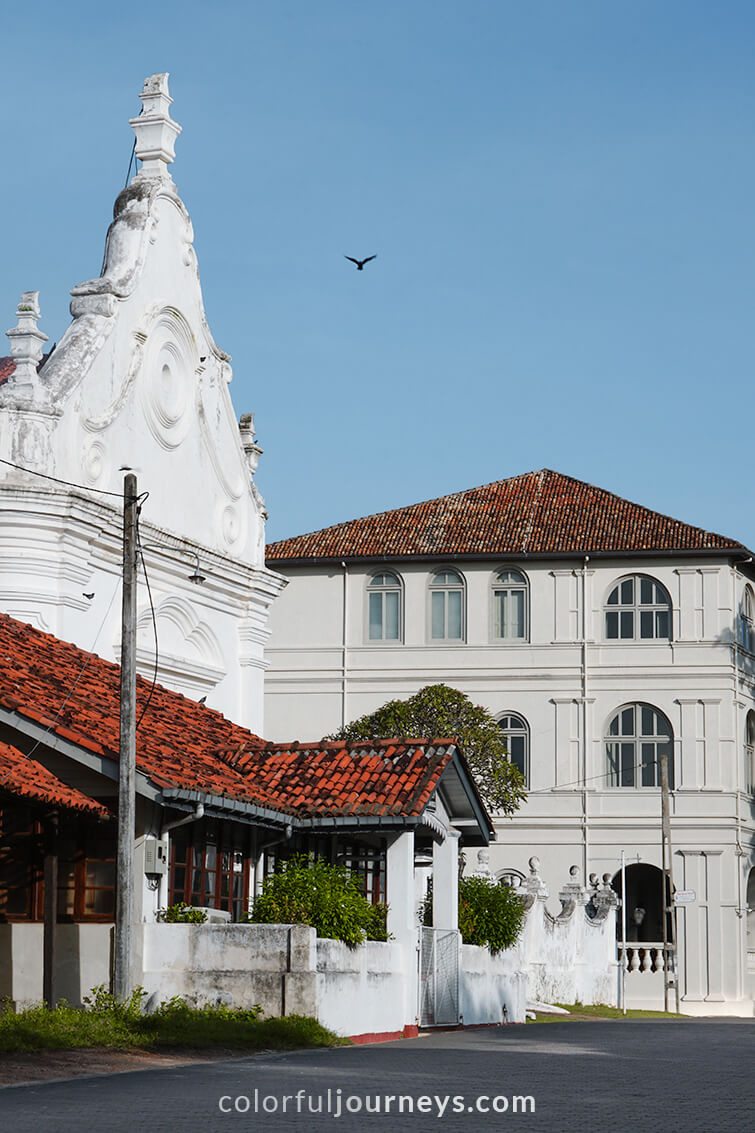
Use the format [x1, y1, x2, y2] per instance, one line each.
[135, 596, 226, 691]
[140, 308, 196, 451]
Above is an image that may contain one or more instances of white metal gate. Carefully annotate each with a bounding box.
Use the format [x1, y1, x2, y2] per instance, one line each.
[419, 927, 460, 1026]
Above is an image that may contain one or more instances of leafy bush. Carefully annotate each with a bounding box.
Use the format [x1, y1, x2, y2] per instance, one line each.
[157, 901, 208, 923]
[422, 875, 525, 954]
[247, 855, 390, 949]
[364, 901, 390, 942]
[457, 876, 526, 953]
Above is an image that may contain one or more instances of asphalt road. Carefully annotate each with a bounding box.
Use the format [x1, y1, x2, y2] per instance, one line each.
[0, 1021, 752, 1132]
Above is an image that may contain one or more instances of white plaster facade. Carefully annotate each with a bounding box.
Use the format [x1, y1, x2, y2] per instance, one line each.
[265, 538, 755, 1015]
[0, 75, 285, 732]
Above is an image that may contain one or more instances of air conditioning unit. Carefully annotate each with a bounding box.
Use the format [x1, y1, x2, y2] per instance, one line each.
[192, 907, 231, 924]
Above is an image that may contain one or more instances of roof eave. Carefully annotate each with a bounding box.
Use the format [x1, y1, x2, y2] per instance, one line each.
[267, 546, 751, 569]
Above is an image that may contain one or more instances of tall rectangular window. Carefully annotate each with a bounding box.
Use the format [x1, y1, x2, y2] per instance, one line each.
[429, 570, 465, 641]
[367, 573, 402, 641]
[493, 570, 528, 641]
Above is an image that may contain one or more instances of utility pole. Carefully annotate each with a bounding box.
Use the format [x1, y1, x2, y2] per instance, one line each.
[660, 749, 680, 1014]
[43, 808, 59, 1007]
[114, 473, 138, 1001]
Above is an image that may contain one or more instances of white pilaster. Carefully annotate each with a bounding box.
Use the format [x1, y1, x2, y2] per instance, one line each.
[432, 829, 460, 930]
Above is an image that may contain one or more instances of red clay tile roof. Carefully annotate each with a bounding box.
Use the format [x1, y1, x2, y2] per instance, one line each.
[0, 740, 111, 816]
[215, 738, 456, 819]
[266, 469, 746, 562]
[0, 614, 460, 822]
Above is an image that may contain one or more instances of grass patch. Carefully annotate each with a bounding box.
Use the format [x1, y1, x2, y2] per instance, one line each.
[527, 1003, 688, 1022]
[0, 988, 350, 1054]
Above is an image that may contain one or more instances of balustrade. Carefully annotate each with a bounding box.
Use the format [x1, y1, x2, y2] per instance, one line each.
[618, 943, 672, 974]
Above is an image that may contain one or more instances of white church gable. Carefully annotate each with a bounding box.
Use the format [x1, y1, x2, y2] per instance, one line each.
[0, 75, 285, 731]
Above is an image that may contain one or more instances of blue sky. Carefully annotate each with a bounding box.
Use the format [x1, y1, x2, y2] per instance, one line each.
[2, 1, 753, 546]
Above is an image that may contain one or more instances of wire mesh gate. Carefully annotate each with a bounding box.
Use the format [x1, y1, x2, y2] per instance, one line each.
[419, 927, 460, 1026]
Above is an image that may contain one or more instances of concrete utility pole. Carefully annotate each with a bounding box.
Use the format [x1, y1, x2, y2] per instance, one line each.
[659, 749, 680, 1014]
[114, 473, 138, 1001]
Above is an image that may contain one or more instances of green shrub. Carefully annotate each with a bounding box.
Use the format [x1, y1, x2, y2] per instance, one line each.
[422, 875, 525, 954]
[364, 901, 390, 942]
[247, 855, 390, 949]
[157, 901, 208, 923]
[457, 876, 526, 953]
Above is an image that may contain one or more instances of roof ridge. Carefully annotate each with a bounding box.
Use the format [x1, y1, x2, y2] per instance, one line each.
[265, 468, 747, 561]
[521, 468, 546, 555]
[266, 470, 544, 549]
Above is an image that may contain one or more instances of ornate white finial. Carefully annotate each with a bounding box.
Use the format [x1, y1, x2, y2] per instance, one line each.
[473, 848, 494, 880]
[5, 291, 48, 395]
[128, 73, 182, 179]
[239, 413, 263, 477]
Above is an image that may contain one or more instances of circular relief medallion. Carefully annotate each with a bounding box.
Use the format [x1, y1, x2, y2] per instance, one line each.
[141, 312, 195, 450]
[219, 503, 246, 550]
[82, 440, 108, 486]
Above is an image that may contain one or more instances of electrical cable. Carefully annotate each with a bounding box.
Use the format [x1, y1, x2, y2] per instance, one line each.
[135, 498, 159, 731]
[0, 577, 123, 786]
[124, 137, 137, 187]
[0, 457, 122, 498]
[526, 755, 673, 795]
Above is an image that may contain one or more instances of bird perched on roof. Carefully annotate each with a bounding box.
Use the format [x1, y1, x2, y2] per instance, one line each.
[344, 255, 377, 271]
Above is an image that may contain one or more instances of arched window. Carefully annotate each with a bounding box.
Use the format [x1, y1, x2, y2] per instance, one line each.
[606, 704, 674, 788]
[745, 711, 755, 794]
[367, 571, 402, 641]
[429, 569, 465, 640]
[492, 568, 529, 641]
[605, 575, 671, 641]
[498, 713, 529, 786]
[739, 586, 755, 652]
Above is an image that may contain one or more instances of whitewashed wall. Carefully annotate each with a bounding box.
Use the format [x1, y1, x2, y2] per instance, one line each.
[0, 923, 113, 1009]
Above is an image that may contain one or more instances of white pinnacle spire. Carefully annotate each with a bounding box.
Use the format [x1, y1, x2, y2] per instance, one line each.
[5, 291, 48, 395]
[128, 73, 182, 179]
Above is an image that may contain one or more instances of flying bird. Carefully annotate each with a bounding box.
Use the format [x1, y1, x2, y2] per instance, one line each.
[344, 255, 377, 271]
[82, 592, 95, 600]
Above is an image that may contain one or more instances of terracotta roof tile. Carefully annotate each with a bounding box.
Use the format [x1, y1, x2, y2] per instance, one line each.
[0, 741, 111, 816]
[266, 469, 746, 562]
[216, 738, 454, 819]
[0, 614, 458, 822]
[0, 357, 15, 385]
[0, 353, 53, 389]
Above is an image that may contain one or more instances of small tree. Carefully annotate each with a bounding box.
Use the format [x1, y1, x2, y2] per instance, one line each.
[328, 684, 526, 814]
[247, 855, 389, 949]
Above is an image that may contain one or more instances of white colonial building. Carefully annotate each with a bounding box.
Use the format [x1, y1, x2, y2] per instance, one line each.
[0, 74, 284, 732]
[265, 469, 755, 1015]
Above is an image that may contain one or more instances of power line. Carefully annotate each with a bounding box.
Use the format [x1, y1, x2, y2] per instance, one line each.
[526, 756, 672, 795]
[0, 457, 122, 499]
[0, 578, 122, 787]
[135, 500, 159, 731]
[124, 137, 138, 187]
